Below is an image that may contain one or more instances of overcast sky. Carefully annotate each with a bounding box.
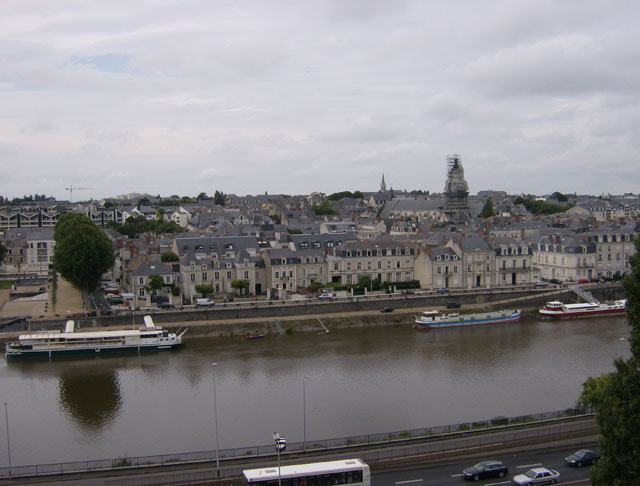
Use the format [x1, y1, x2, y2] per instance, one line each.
[1, 0, 639, 201]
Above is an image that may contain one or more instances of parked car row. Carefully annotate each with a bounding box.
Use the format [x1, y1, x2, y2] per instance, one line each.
[461, 448, 599, 483]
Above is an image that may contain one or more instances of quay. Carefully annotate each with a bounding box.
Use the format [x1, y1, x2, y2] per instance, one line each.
[0, 282, 625, 340]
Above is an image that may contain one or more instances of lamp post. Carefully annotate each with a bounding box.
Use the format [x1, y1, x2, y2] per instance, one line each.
[3, 402, 11, 480]
[274, 433, 286, 486]
[303, 377, 307, 452]
[212, 363, 220, 477]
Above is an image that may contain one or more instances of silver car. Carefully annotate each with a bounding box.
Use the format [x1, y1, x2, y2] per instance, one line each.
[512, 467, 560, 485]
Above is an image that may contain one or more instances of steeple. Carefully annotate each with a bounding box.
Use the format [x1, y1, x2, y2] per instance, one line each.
[380, 174, 387, 193]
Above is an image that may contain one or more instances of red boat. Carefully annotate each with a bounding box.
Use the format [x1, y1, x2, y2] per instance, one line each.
[539, 299, 627, 319]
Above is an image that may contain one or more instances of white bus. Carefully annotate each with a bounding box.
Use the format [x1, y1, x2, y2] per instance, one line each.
[242, 459, 370, 486]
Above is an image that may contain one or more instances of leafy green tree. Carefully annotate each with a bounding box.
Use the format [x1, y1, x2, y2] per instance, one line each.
[579, 238, 640, 485]
[480, 198, 495, 218]
[53, 213, 115, 293]
[195, 284, 214, 297]
[197, 192, 210, 201]
[310, 200, 339, 215]
[357, 274, 372, 290]
[353, 190, 364, 199]
[287, 228, 303, 234]
[231, 279, 250, 295]
[147, 275, 164, 294]
[270, 214, 281, 224]
[551, 191, 569, 202]
[137, 197, 150, 206]
[306, 282, 321, 294]
[0, 241, 7, 263]
[213, 190, 226, 206]
[161, 251, 180, 262]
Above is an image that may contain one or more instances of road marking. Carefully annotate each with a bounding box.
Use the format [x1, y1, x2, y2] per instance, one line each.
[450, 473, 462, 477]
[516, 462, 542, 468]
[395, 480, 423, 484]
[485, 482, 511, 486]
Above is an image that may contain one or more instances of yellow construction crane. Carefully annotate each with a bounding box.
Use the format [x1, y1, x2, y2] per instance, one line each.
[65, 185, 94, 203]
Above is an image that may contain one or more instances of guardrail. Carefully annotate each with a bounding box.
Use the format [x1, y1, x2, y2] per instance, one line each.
[0, 406, 595, 480]
[105, 418, 598, 486]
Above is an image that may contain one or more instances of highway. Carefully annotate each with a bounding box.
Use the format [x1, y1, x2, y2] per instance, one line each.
[373, 444, 594, 486]
[0, 443, 596, 486]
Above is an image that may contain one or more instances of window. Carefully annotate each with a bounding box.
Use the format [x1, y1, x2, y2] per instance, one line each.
[139, 277, 144, 285]
[190, 274, 196, 282]
[275, 271, 280, 278]
[244, 271, 249, 279]
[215, 271, 220, 279]
[334, 263, 339, 271]
[202, 273, 208, 280]
[227, 271, 232, 279]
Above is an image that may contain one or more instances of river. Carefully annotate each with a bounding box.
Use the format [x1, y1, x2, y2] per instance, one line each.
[0, 314, 630, 467]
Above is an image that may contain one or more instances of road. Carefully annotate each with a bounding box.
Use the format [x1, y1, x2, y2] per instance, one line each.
[0, 444, 595, 486]
[373, 444, 594, 486]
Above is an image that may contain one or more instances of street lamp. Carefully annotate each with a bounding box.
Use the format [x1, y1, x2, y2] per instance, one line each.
[303, 377, 307, 452]
[274, 433, 286, 486]
[212, 363, 220, 477]
[3, 402, 11, 480]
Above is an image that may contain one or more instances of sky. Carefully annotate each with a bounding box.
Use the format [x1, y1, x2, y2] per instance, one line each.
[1, 0, 639, 201]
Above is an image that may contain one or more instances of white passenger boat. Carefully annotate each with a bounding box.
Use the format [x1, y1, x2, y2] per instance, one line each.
[5, 316, 187, 358]
[414, 309, 521, 329]
[539, 299, 627, 319]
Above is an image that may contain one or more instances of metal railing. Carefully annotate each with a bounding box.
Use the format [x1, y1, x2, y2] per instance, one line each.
[0, 406, 595, 480]
[105, 417, 598, 486]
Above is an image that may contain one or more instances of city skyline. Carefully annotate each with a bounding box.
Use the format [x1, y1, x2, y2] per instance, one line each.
[1, 1, 639, 201]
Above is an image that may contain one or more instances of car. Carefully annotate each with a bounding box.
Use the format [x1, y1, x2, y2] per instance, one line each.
[380, 307, 394, 313]
[512, 467, 560, 485]
[401, 289, 415, 295]
[157, 302, 174, 309]
[446, 301, 461, 309]
[565, 449, 599, 467]
[462, 460, 508, 481]
[195, 298, 215, 306]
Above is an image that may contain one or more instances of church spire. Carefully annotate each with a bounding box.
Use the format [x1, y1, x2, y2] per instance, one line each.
[380, 174, 387, 192]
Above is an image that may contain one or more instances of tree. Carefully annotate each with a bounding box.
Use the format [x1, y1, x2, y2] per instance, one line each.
[0, 241, 6, 263]
[161, 251, 180, 262]
[195, 284, 214, 297]
[551, 191, 569, 202]
[53, 213, 115, 294]
[310, 200, 339, 216]
[357, 274, 372, 290]
[147, 275, 164, 293]
[231, 279, 250, 295]
[579, 238, 640, 485]
[480, 198, 495, 218]
[213, 190, 226, 206]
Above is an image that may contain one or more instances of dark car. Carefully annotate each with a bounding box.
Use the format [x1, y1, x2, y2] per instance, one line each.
[462, 460, 508, 481]
[446, 301, 461, 309]
[565, 449, 599, 467]
[157, 302, 174, 309]
[380, 307, 394, 313]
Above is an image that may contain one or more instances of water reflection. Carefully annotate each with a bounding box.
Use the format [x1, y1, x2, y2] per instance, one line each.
[57, 369, 122, 437]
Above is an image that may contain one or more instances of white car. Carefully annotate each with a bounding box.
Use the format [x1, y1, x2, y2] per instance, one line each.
[512, 467, 560, 485]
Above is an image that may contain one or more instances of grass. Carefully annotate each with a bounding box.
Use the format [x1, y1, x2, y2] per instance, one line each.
[0, 280, 14, 289]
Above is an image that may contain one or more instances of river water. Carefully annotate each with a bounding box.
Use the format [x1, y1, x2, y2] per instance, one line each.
[0, 314, 631, 467]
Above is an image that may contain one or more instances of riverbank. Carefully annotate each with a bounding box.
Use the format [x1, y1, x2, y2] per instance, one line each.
[0, 283, 625, 341]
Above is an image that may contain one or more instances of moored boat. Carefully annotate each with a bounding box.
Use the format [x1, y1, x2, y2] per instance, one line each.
[413, 309, 521, 329]
[539, 299, 627, 319]
[5, 316, 187, 358]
